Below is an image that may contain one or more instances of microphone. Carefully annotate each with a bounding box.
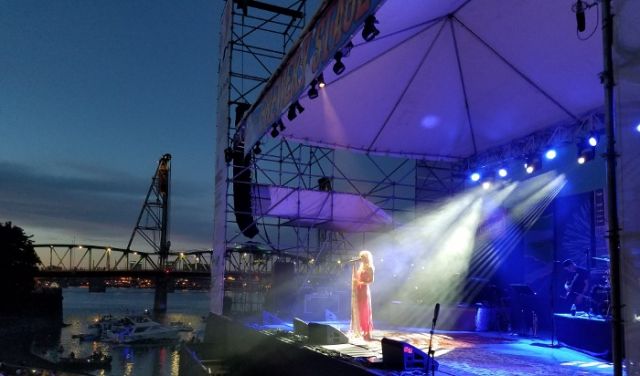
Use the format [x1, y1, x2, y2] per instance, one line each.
[433, 303, 440, 324]
[346, 258, 360, 263]
[576, 0, 586, 32]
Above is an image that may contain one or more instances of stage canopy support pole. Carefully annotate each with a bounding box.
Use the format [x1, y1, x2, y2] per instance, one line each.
[600, 0, 624, 374]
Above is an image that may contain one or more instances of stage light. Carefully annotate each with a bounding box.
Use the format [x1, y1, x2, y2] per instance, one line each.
[482, 181, 492, 190]
[470, 172, 481, 182]
[498, 168, 508, 178]
[276, 118, 286, 132]
[362, 14, 380, 42]
[308, 79, 318, 99]
[636, 122, 640, 133]
[270, 123, 279, 138]
[253, 141, 262, 155]
[524, 155, 540, 174]
[588, 134, 598, 147]
[545, 149, 557, 160]
[577, 148, 595, 164]
[317, 73, 325, 88]
[333, 51, 345, 75]
[342, 41, 354, 57]
[287, 101, 305, 120]
[224, 147, 233, 163]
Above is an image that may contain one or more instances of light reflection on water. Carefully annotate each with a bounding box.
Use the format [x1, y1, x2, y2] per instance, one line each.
[42, 287, 209, 376]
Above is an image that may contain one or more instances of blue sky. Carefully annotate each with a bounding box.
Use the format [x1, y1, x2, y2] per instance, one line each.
[1, 0, 224, 250]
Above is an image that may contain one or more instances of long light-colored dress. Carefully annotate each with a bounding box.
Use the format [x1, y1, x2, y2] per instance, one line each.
[351, 264, 373, 339]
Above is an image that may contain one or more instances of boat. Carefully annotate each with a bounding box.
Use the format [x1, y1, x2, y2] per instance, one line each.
[87, 314, 125, 338]
[107, 316, 181, 344]
[169, 321, 194, 332]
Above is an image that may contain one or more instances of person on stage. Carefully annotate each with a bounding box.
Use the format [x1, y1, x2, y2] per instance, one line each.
[351, 250, 374, 341]
[562, 259, 590, 311]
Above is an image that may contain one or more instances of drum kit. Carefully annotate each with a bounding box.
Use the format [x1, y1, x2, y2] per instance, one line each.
[590, 256, 611, 317]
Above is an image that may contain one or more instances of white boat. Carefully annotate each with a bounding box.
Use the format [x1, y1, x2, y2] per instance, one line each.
[86, 314, 126, 339]
[107, 316, 181, 344]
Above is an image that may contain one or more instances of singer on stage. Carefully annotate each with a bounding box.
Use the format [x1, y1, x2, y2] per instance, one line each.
[350, 250, 374, 341]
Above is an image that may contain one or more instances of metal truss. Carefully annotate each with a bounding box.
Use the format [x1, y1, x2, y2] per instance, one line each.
[126, 153, 172, 264]
[34, 244, 211, 274]
[459, 111, 604, 171]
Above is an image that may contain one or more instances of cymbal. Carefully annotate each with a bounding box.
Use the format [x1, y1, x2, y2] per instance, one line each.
[593, 256, 610, 262]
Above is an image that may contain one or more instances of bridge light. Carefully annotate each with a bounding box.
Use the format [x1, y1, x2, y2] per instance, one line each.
[107, 248, 111, 252]
[180, 252, 184, 257]
[133, 252, 138, 255]
[78, 245, 83, 249]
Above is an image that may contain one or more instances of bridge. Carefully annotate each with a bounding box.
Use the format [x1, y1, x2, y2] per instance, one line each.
[34, 244, 211, 279]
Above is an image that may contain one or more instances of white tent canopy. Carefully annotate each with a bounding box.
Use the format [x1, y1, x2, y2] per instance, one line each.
[242, 0, 604, 160]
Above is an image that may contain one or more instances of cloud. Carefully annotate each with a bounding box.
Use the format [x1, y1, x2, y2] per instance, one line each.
[0, 160, 212, 250]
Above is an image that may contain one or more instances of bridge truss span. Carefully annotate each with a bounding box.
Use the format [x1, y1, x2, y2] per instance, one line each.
[34, 244, 211, 275]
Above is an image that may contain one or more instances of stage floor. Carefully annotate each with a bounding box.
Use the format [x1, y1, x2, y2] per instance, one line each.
[257, 321, 613, 376]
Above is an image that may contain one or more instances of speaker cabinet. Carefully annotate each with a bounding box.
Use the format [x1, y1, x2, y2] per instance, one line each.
[308, 322, 349, 345]
[232, 145, 258, 238]
[381, 337, 439, 371]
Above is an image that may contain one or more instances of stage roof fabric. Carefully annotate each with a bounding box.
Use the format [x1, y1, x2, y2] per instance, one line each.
[240, 0, 604, 160]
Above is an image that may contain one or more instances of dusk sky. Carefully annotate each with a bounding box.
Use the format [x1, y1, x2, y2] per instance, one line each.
[1, 0, 225, 250]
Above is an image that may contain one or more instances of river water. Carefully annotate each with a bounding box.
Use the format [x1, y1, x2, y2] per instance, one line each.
[37, 287, 210, 376]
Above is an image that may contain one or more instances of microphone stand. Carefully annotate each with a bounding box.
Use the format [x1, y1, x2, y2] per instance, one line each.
[550, 260, 559, 347]
[426, 304, 439, 376]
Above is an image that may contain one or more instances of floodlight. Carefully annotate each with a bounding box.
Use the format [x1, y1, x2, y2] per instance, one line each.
[362, 15, 380, 41]
[333, 51, 345, 75]
[308, 79, 318, 99]
[524, 155, 541, 174]
[545, 149, 557, 160]
[287, 101, 305, 120]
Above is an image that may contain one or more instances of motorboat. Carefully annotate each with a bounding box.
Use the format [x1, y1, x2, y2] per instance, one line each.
[85, 314, 128, 340]
[107, 316, 181, 344]
[169, 321, 194, 332]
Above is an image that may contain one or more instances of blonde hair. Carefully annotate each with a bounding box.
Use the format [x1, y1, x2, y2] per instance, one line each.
[359, 250, 374, 270]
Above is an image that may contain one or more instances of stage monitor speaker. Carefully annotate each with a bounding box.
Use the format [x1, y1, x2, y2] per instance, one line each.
[308, 322, 348, 345]
[381, 337, 439, 371]
[293, 317, 308, 336]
